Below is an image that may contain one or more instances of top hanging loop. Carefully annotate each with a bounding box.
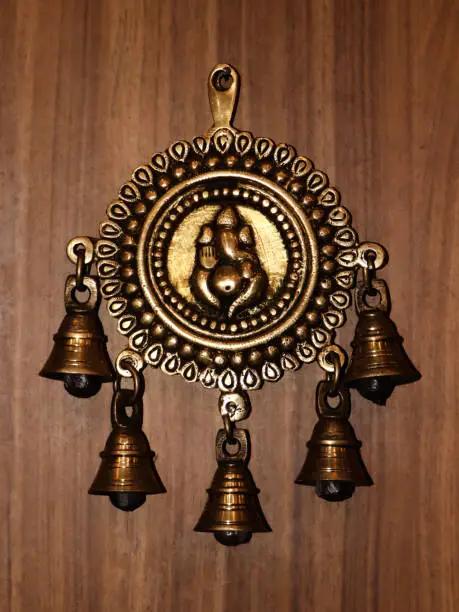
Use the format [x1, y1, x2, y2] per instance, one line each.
[207, 64, 240, 136]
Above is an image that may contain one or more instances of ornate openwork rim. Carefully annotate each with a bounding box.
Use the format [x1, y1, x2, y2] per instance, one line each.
[95, 65, 361, 391]
[96, 130, 360, 391]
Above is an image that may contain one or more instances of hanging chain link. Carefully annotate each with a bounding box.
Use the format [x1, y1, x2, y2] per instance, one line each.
[326, 350, 343, 397]
[362, 249, 377, 296]
[75, 247, 86, 291]
[114, 359, 145, 405]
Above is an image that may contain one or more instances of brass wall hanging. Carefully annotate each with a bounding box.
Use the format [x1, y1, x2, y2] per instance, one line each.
[40, 64, 420, 545]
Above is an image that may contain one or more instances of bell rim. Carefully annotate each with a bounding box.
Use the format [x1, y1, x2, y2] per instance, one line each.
[88, 486, 166, 495]
[39, 369, 114, 382]
[194, 522, 272, 534]
[295, 474, 373, 487]
[345, 370, 421, 387]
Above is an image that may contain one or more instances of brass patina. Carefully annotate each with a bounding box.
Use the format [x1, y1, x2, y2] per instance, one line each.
[40, 64, 420, 546]
[96, 64, 362, 391]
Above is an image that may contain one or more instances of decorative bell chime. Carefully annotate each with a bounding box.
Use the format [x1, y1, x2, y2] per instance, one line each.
[295, 379, 372, 501]
[40, 238, 113, 397]
[345, 278, 420, 404]
[40, 64, 420, 546]
[89, 363, 166, 511]
[195, 427, 271, 546]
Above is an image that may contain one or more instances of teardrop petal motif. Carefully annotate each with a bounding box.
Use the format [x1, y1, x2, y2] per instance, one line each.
[330, 290, 351, 310]
[97, 260, 120, 278]
[151, 152, 169, 173]
[144, 344, 164, 367]
[132, 165, 154, 187]
[200, 368, 218, 388]
[218, 368, 238, 392]
[100, 279, 123, 298]
[100, 221, 122, 239]
[119, 182, 141, 203]
[335, 270, 355, 289]
[213, 129, 233, 155]
[169, 140, 190, 162]
[161, 353, 181, 375]
[240, 368, 262, 391]
[306, 171, 328, 193]
[192, 136, 210, 156]
[311, 328, 331, 348]
[107, 201, 131, 221]
[181, 361, 199, 382]
[274, 144, 296, 167]
[327, 206, 351, 227]
[319, 187, 341, 208]
[336, 249, 358, 268]
[96, 240, 119, 259]
[262, 362, 282, 383]
[129, 329, 150, 351]
[235, 132, 253, 155]
[296, 342, 317, 363]
[108, 297, 127, 317]
[322, 310, 345, 330]
[291, 156, 313, 177]
[118, 315, 137, 336]
[334, 227, 358, 248]
[281, 353, 301, 371]
[254, 137, 274, 159]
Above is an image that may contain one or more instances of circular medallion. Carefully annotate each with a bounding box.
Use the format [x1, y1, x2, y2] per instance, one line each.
[96, 66, 360, 390]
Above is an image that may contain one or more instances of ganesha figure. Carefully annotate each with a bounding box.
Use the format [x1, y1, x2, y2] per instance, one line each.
[190, 206, 268, 318]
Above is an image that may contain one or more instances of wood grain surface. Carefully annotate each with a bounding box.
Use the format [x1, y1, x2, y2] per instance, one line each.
[1, 1, 458, 610]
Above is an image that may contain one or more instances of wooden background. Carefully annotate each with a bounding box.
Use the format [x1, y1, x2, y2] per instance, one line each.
[1, 1, 458, 610]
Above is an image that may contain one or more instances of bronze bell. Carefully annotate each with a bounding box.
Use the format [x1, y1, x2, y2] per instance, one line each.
[40, 276, 113, 397]
[89, 389, 166, 511]
[195, 428, 271, 546]
[345, 280, 420, 404]
[296, 381, 372, 501]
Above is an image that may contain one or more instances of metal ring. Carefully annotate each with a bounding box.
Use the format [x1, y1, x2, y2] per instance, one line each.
[115, 350, 145, 377]
[318, 344, 347, 374]
[114, 360, 144, 403]
[67, 236, 94, 265]
[75, 249, 86, 291]
[316, 379, 350, 419]
[357, 242, 388, 270]
[326, 351, 342, 397]
[222, 414, 236, 443]
[355, 278, 390, 314]
[111, 388, 143, 429]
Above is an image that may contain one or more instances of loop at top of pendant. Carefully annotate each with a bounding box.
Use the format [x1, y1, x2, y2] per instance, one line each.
[111, 388, 143, 429]
[216, 427, 250, 463]
[114, 360, 144, 405]
[316, 379, 350, 420]
[64, 275, 99, 313]
[207, 64, 240, 136]
[355, 278, 390, 314]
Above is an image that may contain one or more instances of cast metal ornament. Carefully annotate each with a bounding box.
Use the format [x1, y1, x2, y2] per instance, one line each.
[96, 64, 362, 390]
[40, 64, 421, 546]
